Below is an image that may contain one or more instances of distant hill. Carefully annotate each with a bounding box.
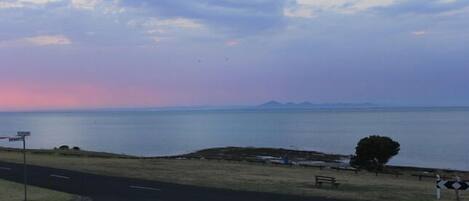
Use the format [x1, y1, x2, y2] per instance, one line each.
[258, 101, 377, 109]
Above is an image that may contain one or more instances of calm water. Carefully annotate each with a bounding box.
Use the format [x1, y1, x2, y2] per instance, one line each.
[1, 108, 468, 170]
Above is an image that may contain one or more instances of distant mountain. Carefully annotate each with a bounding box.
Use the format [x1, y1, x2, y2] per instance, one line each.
[258, 101, 377, 109]
[260, 101, 283, 107]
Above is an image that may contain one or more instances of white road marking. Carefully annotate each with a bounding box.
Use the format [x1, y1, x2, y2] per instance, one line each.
[0, 167, 11, 171]
[50, 174, 70, 179]
[129, 185, 161, 191]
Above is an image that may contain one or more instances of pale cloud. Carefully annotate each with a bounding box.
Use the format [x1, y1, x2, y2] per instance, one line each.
[149, 36, 172, 44]
[70, 0, 100, 10]
[128, 17, 204, 43]
[437, 5, 469, 16]
[19, 0, 60, 4]
[130, 17, 203, 33]
[438, 0, 457, 4]
[70, 0, 125, 14]
[149, 18, 203, 29]
[25, 35, 72, 45]
[0, 0, 61, 9]
[0, 2, 23, 9]
[0, 0, 125, 14]
[284, 5, 315, 18]
[0, 35, 72, 47]
[151, 37, 162, 43]
[284, 0, 397, 18]
[225, 39, 240, 47]
[411, 31, 427, 36]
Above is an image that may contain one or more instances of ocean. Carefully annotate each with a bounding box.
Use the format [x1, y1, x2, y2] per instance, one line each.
[1, 107, 468, 170]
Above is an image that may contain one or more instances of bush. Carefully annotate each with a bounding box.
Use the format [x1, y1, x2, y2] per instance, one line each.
[72, 146, 81, 151]
[350, 135, 400, 171]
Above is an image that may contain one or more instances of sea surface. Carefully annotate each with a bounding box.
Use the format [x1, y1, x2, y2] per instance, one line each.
[1, 107, 469, 170]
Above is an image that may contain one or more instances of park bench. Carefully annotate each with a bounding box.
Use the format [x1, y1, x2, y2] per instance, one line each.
[315, 175, 340, 188]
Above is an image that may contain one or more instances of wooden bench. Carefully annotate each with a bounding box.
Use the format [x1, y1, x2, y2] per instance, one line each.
[315, 175, 340, 188]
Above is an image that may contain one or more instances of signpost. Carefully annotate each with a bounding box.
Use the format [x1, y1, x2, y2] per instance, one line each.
[17, 131, 31, 137]
[1, 131, 30, 201]
[19, 131, 30, 201]
[436, 175, 469, 201]
[9, 137, 23, 142]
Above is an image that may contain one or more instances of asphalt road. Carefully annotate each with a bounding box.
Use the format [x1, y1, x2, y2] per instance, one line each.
[0, 161, 340, 201]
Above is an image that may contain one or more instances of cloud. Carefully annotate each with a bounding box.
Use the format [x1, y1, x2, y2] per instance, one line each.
[438, 0, 457, 4]
[121, 0, 286, 36]
[148, 18, 203, 29]
[225, 39, 240, 46]
[127, 17, 205, 43]
[284, 0, 396, 18]
[0, 0, 61, 9]
[0, 35, 72, 47]
[20, 0, 60, 3]
[411, 31, 427, 36]
[0, 0, 126, 15]
[69, 0, 125, 14]
[0, 2, 23, 9]
[70, 0, 100, 10]
[284, 5, 315, 18]
[379, 0, 469, 15]
[25, 35, 72, 45]
[437, 5, 469, 17]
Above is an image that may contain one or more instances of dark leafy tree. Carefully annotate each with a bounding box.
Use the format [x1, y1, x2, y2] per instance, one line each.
[350, 135, 400, 171]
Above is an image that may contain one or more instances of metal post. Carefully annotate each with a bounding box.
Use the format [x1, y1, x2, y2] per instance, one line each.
[23, 136, 27, 201]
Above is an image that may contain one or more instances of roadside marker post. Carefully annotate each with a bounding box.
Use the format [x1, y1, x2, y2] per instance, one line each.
[1, 131, 31, 201]
[436, 174, 468, 201]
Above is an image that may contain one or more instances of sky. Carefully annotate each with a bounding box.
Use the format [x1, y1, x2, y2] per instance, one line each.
[0, 0, 468, 110]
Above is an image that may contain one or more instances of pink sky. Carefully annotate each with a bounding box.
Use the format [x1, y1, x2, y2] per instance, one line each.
[1, 0, 468, 110]
[0, 81, 164, 110]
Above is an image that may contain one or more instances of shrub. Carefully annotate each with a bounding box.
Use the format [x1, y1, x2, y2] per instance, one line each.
[350, 135, 400, 171]
[72, 146, 81, 151]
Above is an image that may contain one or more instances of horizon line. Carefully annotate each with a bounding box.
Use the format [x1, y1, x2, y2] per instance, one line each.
[1, 103, 469, 113]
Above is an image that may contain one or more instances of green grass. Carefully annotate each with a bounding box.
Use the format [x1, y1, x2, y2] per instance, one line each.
[0, 149, 467, 201]
[0, 178, 74, 201]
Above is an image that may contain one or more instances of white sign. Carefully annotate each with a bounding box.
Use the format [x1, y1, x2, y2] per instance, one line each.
[436, 175, 467, 200]
[9, 137, 23, 142]
[17, 131, 30, 137]
[437, 180, 469, 190]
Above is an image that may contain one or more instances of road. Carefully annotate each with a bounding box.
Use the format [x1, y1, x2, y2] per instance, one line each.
[0, 161, 340, 201]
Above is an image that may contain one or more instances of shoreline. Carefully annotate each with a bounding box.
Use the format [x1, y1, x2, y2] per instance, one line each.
[0, 146, 466, 173]
[1, 145, 467, 201]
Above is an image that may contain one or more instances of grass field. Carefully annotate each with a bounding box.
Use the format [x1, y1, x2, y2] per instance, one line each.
[0, 178, 74, 201]
[0, 149, 467, 201]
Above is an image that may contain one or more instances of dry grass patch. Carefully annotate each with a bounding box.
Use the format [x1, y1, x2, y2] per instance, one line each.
[0, 178, 74, 201]
[0, 151, 467, 201]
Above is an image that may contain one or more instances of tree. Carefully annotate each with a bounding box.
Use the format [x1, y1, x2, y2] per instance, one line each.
[350, 135, 400, 171]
